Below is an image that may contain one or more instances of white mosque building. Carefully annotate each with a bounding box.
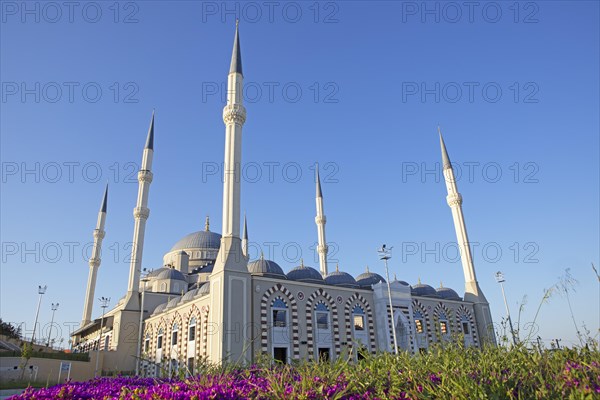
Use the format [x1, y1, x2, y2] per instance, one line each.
[71, 24, 495, 375]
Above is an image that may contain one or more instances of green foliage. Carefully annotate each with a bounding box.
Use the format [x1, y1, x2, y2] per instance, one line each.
[0, 319, 21, 339]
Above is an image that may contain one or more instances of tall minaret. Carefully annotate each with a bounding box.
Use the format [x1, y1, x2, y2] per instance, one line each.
[81, 185, 108, 327]
[208, 21, 251, 364]
[439, 129, 495, 344]
[124, 112, 154, 309]
[242, 214, 248, 259]
[315, 165, 329, 277]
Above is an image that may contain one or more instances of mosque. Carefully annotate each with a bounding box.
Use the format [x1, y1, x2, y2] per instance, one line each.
[71, 23, 495, 376]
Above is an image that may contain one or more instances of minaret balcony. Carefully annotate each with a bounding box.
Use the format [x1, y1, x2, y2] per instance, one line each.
[223, 104, 247, 125]
[138, 170, 153, 183]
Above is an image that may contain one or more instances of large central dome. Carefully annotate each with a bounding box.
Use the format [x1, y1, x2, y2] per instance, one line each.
[170, 230, 221, 252]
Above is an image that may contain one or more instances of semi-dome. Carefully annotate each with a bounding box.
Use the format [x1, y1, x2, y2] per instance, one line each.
[196, 282, 210, 296]
[248, 258, 286, 279]
[436, 286, 461, 300]
[165, 296, 181, 310]
[156, 268, 187, 281]
[325, 266, 358, 288]
[152, 303, 167, 315]
[356, 267, 386, 288]
[180, 289, 198, 303]
[411, 282, 440, 298]
[170, 230, 222, 252]
[287, 262, 324, 284]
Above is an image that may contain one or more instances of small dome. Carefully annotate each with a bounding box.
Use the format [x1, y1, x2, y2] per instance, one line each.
[287, 263, 324, 284]
[157, 269, 187, 281]
[165, 296, 181, 310]
[356, 269, 386, 288]
[180, 289, 198, 303]
[196, 283, 210, 297]
[248, 258, 286, 279]
[411, 283, 440, 298]
[152, 303, 167, 315]
[325, 268, 358, 288]
[170, 231, 221, 252]
[147, 267, 170, 278]
[436, 286, 461, 300]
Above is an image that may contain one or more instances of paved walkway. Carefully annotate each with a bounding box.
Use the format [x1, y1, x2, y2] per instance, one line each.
[0, 389, 25, 399]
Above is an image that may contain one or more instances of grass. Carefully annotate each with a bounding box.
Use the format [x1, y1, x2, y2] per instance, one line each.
[7, 343, 600, 399]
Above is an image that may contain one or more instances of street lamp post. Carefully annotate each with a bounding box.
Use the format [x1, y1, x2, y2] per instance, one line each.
[495, 271, 517, 345]
[378, 245, 398, 354]
[136, 270, 150, 376]
[31, 285, 47, 345]
[95, 297, 110, 377]
[46, 303, 59, 347]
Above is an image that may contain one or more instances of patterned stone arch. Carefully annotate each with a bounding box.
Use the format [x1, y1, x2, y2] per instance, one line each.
[142, 323, 154, 355]
[385, 304, 415, 353]
[412, 299, 432, 343]
[433, 302, 454, 335]
[344, 293, 377, 354]
[201, 305, 210, 358]
[183, 305, 201, 360]
[305, 288, 340, 358]
[456, 305, 479, 347]
[260, 283, 300, 359]
[168, 311, 184, 362]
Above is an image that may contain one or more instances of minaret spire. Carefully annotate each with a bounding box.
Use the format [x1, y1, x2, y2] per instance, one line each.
[125, 112, 155, 309]
[315, 164, 329, 277]
[439, 128, 495, 344]
[229, 19, 243, 76]
[81, 184, 108, 326]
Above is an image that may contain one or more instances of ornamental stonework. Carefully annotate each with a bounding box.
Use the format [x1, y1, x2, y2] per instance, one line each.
[222, 104, 247, 125]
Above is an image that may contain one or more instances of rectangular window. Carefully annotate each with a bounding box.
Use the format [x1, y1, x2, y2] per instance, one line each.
[415, 319, 424, 333]
[187, 357, 194, 375]
[440, 321, 448, 334]
[273, 310, 287, 327]
[157, 336, 163, 349]
[273, 347, 287, 364]
[144, 339, 150, 352]
[318, 348, 330, 361]
[189, 326, 196, 342]
[172, 332, 178, 346]
[316, 312, 328, 329]
[462, 322, 470, 335]
[353, 315, 364, 331]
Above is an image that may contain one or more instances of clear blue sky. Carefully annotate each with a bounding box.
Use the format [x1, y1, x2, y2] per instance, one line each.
[1, 1, 598, 349]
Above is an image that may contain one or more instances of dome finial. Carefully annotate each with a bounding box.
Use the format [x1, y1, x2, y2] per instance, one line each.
[394, 273, 398, 281]
[260, 251, 264, 260]
[440, 281, 444, 288]
[300, 258, 305, 268]
[335, 263, 339, 272]
[418, 277, 421, 284]
[366, 265, 369, 273]
[205, 215, 210, 231]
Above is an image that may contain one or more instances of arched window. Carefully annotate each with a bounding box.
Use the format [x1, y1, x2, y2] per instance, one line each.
[144, 332, 151, 353]
[157, 328, 164, 350]
[172, 323, 179, 346]
[352, 305, 365, 332]
[315, 302, 330, 330]
[438, 312, 450, 337]
[189, 318, 196, 342]
[160, 282, 167, 292]
[414, 311, 425, 334]
[272, 297, 288, 328]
